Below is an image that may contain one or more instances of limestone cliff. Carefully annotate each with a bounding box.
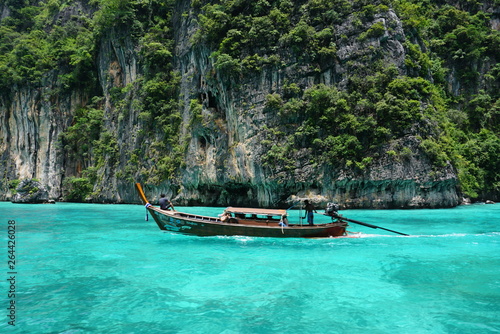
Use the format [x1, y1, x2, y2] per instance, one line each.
[165, 0, 461, 208]
[0, 75, 89, 200]
[0, 0, 498, 208]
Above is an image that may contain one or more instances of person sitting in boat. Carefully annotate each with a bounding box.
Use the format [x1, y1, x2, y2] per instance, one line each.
[159, 194, 173, 210]
[303, 200, 317, 225]
[220, 212, 231, 222]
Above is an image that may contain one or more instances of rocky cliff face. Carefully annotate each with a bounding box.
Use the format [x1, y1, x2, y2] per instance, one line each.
[1, 0, 496, 208]
[0, 75, 89, 200]
[171, 2, 459, 208]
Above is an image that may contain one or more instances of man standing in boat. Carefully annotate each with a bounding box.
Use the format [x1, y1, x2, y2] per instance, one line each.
[303, 200, 317, 225]
[159, 194, 173, 210]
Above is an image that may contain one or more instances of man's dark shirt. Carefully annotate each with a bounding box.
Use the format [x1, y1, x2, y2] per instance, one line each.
[159, 197, 170, 210]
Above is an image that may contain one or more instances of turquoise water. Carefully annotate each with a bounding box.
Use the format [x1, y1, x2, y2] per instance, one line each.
[1, 202, 499, 333]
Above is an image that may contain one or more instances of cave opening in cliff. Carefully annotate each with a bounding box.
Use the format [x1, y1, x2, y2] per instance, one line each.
[199, 136, 207, 150]
[206, 91, 218, 111]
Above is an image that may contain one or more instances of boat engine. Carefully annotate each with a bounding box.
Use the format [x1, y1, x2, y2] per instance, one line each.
[325, 202, 340, 217]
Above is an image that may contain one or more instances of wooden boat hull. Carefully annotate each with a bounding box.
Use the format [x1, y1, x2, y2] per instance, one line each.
[146, 206, 346, 238]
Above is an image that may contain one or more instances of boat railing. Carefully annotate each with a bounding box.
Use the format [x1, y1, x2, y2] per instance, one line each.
[151, 205, 223, 223]
[175, 211, 222, 223]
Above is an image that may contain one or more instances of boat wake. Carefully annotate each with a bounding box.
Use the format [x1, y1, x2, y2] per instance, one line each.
[412, 232, 500, 238]
[347, 232, 500, 238]
[211, 232, 500, 243]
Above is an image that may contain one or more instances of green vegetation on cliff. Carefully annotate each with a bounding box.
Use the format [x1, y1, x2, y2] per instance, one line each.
[0, 0, 183, 200]
[191, 0, 500, 200]
[0, 0, 498, 203]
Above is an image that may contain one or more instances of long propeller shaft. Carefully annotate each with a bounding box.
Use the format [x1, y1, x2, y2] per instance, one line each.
[334, 215, 409, 236]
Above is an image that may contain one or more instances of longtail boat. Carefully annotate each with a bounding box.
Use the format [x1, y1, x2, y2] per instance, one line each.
[135, 183, 348, 238]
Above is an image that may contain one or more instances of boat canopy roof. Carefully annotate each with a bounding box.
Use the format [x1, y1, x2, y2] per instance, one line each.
[225, 207, 287, 217]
